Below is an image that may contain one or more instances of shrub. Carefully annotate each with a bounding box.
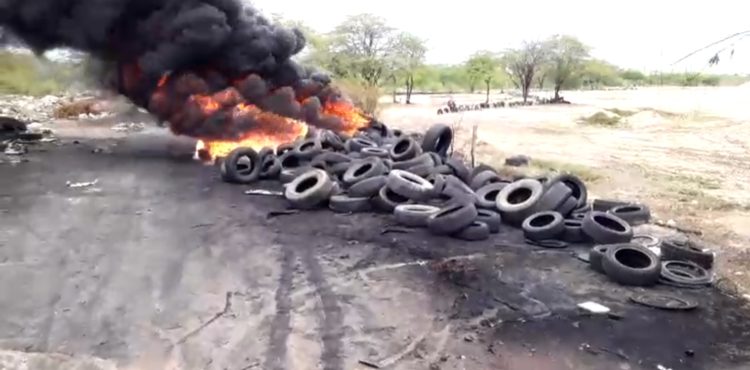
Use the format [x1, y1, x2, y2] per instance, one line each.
[334, 79, 380, 114]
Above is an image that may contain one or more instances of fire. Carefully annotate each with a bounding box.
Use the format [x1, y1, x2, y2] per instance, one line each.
[192, 95, 221, 115]
[157, 73, 169, 88]
[198, 103, 309, 160]
[322, 100, 370, 135]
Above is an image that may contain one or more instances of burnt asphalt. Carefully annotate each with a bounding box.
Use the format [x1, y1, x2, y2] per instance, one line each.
[1, 131, 749, 370]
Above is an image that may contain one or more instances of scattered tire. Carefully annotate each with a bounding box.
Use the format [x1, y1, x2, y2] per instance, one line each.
[329, 162, 350, 179]
[632, 234, 660, 249]
[609, 204, 651, 226]
[372, 186, 411, 212]
[390, 137, 421, 161]
[592, 198, 631, 212]
[561, 219, 585, 243]
[630, 293, 698, 311]
[470, 170, 503, 191]
[660, 260, 712, 287]
[453, 221, 490, 241]
[601, 243, 661, 286]
[534, 181, 573, 212]
[313, 152, 351, 164]
[445, 158, 471, 183]
[220, 147, 261, 184]
[582, 211, 633, 244]
[427, 203, 478, 235]
[258, 147, 274, 161]
[589, 245, 609, 273]
[425, 173, 447, 197]
[285, 169, 335, 210]
[394, 204, 441, 227]
[392, 153, 433, 170]
[496, 179, 545, 225]
[552, 174, 588, 209]
[279, 151, 307, 170]
[276, 142, 296, 156]
[475, 182, 508, 209]
[361, 147, 390, 158]
[522, 211, 565, 241]
[295, 138, 324, 160]
[259, 155, 282, 179]
[387, 170, 435, 201]
[442, 175, 478, 205]
[426, 152, 443, 166]
[345, 137, 377, 153]
[470, 163, 496, 179]
[406, 164, 434, 178]
[660, 238, 714, 270]
[431, 164, 454, 175]
[321, 130, 346, 151]
[476, 209, 502, 233]
[342, 158, 387, 186]
[421, 124, 453, 157]
[348, 175, 387, 198]
[329, 195, 372, 213]
[556, 196, 578, 217]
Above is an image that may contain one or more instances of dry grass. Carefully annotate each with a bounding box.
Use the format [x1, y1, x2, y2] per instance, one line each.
[578, 111, 621, 126]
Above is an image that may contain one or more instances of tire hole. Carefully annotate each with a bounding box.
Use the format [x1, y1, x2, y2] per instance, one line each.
[484, 189, 500, 202]
[614, 249, 651, 269]
[507, 187, 532, 204]
[530, 214, 555, 227]
[594, 215, 627, 232]
[296, 177, 319, 193]
[354, 163, 373, 177]
[385, 188, 409, 203]
[615, 206, 642, 213]
[436, 204, 463, 218]
[394, 140, 411, 154]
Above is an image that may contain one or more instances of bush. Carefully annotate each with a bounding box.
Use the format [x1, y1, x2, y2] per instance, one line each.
[0, 51, 80, 96]
[579, 111, 621, 126]
[334, 79, 380, 114]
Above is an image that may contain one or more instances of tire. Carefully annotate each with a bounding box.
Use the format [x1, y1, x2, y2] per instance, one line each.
[372, 185, 411, 212]
[589, 245, 609, 273]
[427, 203, 478, 235]
[394, 204, 441, 227]
[477, 209, 502, 233]
[445, 158, 471, 183]
[470, 170, 503, 191]
[392, 153, 433, 170]
[556, 196, 578, 217]
[522, 211, 565, 241]
[295, 138, 324, 160]
[475, 182, 508, 209]
[259, 155, 282, 179]
[661, 238, 714, 270]
[285, 169, 335, 210]
[496, 179, 545, 225]
[361, 147, 390, 158]
[592, 198, 631, 212]
[431, 164, 454, 175]
[387, 170, 435, 201]
[406, 164, 434, 178]
[562, 219, 586, 243]
[348, 175, 387, 198]
[471, 163, 496, 179]
[310, 157, 329, 172]
[442, 175, 478, 205]
[321, 130, 346, 151]
[220, 147, 261, 184]
[258, 147, 274, 161]
[390, 137, 421, 161]
[421, 124, 453, 157]
[632, 234, 661, 249]
[342, 158, 387, 186]
[345, 137, 377, 153]
[313, 152, 351, 165]
[609, 204, 651, 226]
[571, 212, 587, 220]
[276, 142, 296, 156]
[329, 195, 372, 213]
[551, 174, 588, 209]
[427, 152, 444, 166]
[660, 260, 712, 286]
[534, 181, 573, 212]
[601, 243, 661, 286]
[425, 173, 447, 197]
[329, 162, 350, 178]
[582, 211, 633, 244]
[279, 151, 308, 170]
[453, 221, 490, 241]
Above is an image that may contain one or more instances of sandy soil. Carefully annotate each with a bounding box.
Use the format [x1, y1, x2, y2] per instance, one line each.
[380, 86, 750, 294]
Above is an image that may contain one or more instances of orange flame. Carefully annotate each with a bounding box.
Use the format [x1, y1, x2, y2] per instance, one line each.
[322, 100, 370, 135]
[157, 74, 169, 88]
[192, 95, 221, 115]
[198, 103, 309, 160]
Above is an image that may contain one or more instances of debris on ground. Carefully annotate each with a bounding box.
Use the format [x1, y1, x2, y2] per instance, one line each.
[629, 293, 698, 311]
[3, 141, 27, 155]
[577, 301, 611, 314]
[505, 154, 531, 167]
[111, 122, 145, 132]
[244, 189, 283, 196]
[66, 179, 99, 188]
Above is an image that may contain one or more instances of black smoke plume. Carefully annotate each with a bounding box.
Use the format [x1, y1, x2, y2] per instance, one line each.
[0, 0, 365, 140]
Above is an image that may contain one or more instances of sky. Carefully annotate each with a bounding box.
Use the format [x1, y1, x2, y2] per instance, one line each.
[251, 0, 750, 74]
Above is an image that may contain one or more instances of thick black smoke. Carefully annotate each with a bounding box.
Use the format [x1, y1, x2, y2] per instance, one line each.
[0, 0, 306, 84]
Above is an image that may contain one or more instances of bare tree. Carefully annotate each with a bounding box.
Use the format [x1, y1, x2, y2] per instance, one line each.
[503, 41, 547, 103]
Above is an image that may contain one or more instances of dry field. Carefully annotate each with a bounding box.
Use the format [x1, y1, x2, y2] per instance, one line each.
[380, 86, 750, 293]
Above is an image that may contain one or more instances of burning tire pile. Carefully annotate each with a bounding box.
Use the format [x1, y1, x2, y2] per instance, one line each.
[218, 122, 717, 290]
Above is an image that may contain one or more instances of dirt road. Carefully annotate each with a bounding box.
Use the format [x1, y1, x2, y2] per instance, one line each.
[1, 125, 750, 369]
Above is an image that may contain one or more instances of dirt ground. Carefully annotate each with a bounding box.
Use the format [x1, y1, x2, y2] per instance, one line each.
[379, 86, 750, 294]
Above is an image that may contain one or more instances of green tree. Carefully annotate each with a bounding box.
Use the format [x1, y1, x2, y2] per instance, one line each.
[465, 51, 500, 103]
[327, 14, 397, 86]
[503, 41, 548, 102]
[544, 35, 589, 100]
[581, 59, 621, 88]
[392, 32, 427, 104]
[620, 69, 646, 85]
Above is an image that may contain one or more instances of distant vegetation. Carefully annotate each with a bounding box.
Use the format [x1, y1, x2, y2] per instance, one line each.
[0, 51, 79, 95]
